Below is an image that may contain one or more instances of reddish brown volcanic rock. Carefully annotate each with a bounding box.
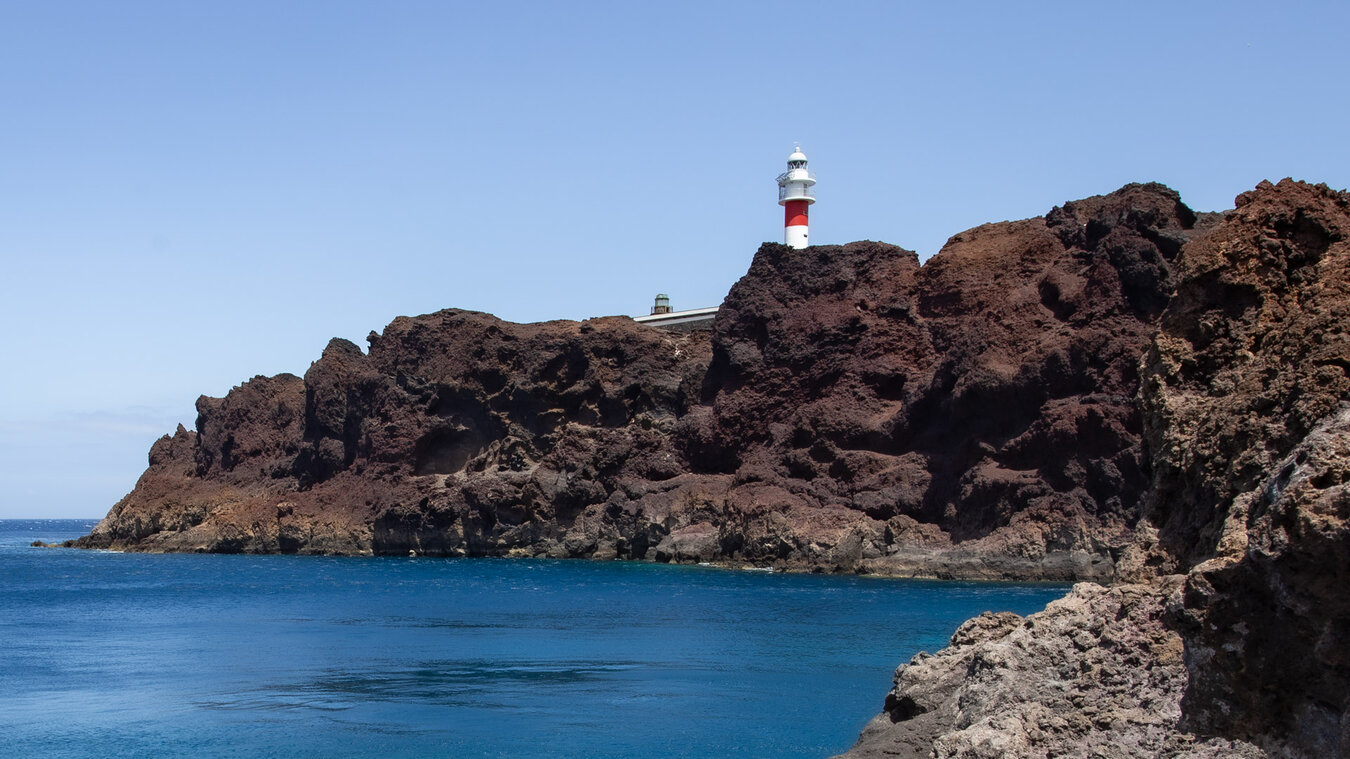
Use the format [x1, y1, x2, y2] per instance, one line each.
[85, 178, 1350, 754]
[79, 182, 1202, 580]
[682, 182, 1203, 577]
[1143, 180, 1350, 754]
[839, 179, 1350, 758]
[1140, 180, 1350, 568]
[81, 313, 714, 556]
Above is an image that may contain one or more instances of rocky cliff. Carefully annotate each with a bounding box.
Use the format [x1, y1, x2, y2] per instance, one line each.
[837, 179, 1350, 758]
[75, 177, 1350, 755]
[77, 183, 1207, 582]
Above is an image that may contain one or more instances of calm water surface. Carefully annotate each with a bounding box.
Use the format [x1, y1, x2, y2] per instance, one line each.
[0, 520, 1068, 758]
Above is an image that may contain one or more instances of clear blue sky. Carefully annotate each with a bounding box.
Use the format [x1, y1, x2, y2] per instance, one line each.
[2, 1, 1347, 518]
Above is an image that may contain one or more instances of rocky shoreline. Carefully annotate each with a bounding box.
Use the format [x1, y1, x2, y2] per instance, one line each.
[75, 178, 1350, 756]
[836, 179, 1350, 758]
[75, 182, 1207, 582]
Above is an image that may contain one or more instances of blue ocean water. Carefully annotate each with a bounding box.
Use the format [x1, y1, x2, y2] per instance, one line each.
[0, 520, 1067, 758]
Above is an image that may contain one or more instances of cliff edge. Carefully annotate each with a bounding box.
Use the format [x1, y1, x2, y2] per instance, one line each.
[836, 179, 1350, 758]
[73, 177, 1350, 755]
[77, 183, 1204, 582]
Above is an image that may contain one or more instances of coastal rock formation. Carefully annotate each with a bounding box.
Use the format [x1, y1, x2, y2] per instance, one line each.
[84, 313, 714, 557]
[834, 580, 1263, 759]
[1149, 180, 1350, 755]
[839, 179, 1350, 758]
[78, 183, 1205, 581]
[75, 177, 1350, 755]
[695, 183, 1204, 578]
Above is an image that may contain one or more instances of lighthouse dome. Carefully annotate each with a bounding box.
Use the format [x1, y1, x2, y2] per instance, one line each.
[787, 148, 808, 163]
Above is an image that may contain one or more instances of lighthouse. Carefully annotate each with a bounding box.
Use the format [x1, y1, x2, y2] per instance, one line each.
[776, 145, 816, 249]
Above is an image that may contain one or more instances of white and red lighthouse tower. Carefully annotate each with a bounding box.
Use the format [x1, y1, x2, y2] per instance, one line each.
[776, 145, 816, 249]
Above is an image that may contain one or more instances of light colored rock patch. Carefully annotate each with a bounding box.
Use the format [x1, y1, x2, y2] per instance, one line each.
[836, 581, 1265, 759]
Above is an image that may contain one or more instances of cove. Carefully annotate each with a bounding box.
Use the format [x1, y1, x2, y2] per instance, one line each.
[1, 520, 1067, 758]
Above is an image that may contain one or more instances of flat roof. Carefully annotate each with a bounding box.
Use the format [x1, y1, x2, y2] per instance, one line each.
[632, 306, 719, 326]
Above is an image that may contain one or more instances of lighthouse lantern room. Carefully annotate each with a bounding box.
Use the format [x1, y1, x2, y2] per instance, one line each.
[776, 145, 816, 249]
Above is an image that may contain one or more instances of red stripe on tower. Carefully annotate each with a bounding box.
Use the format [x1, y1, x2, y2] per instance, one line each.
[775, 145, 816, 249]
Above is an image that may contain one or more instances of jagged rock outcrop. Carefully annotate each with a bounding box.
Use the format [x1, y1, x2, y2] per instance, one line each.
[1149, 180, 1350, 755]
[694, 183, 1205, 578]
[1139, 180, 1350, 572]
[82, 313, 714, 557]
[76, 177, 1350, 755]
[77, 183, 1206, 581]
[839, 179, 1350, 758]
[834, 580, 1264, 759]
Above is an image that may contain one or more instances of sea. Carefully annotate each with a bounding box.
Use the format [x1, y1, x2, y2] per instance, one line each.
[0, 519, 1068, 758]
